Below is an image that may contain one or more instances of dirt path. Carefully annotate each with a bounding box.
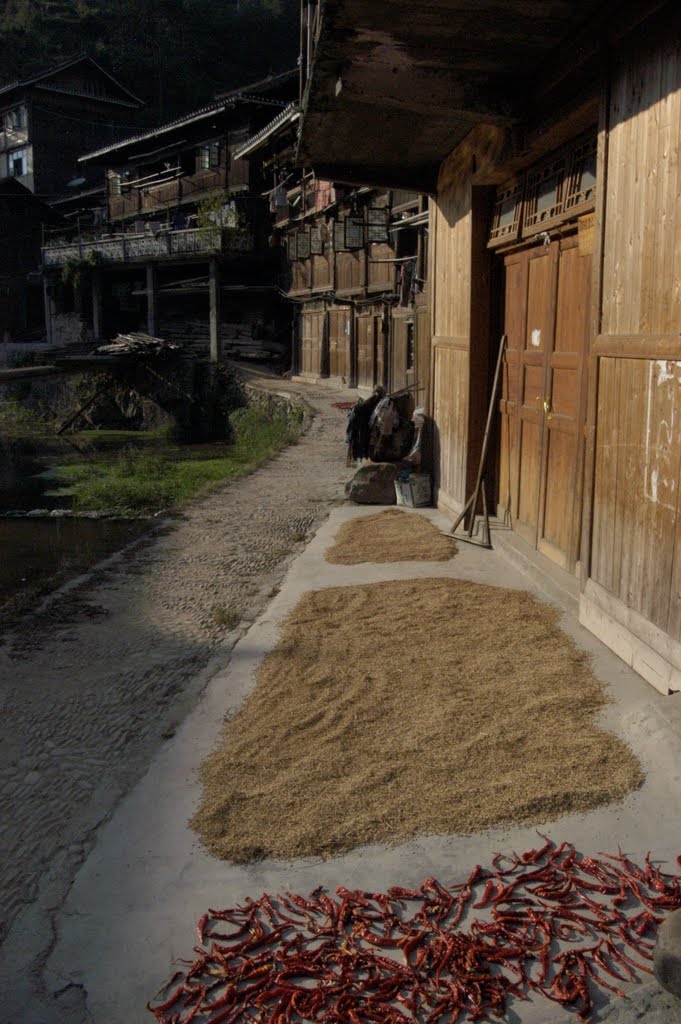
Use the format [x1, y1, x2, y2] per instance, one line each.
[0, 374, 355, 1023]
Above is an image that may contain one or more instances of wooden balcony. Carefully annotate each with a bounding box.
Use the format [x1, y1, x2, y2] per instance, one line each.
[42, 226, 255, 268]
[108, 168, 226, 220]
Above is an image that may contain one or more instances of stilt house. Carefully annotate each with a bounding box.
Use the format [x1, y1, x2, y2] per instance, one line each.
[234, 86, 430, 399]
[41, 71, 297, 361]
[297, 0, 681, 695]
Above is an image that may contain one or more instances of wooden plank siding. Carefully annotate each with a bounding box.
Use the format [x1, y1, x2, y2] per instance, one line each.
[431, 173, 493, 516]
[431, 178, 472, 513]
[579, 16, 681, 691]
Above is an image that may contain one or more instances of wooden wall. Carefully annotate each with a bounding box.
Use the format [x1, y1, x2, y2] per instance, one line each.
[431, 178, 472, 513]
[430, 170, 493, 515]
[581, 15, 681, 692]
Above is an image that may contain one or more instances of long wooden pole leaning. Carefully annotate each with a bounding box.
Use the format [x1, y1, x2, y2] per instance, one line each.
[450, 333, 507, 546]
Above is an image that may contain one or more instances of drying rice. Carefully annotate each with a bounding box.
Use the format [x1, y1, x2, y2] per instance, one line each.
[192, 578, 643, 863]
[325, 509, 457, 564]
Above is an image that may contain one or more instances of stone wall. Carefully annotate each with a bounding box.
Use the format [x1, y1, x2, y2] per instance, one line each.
[243, 381, 313, 432]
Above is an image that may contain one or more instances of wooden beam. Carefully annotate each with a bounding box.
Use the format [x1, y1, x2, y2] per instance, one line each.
[298, 160, 439, 195]
[593, 334, 681, 359]
[209, 258, 221, 363]
[317, 66, 522, 124]
[0, 365, 61, 382]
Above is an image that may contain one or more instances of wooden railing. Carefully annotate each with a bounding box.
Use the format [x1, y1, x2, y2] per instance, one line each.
[108, 168, 226, 220]
[42, 227, 255, 267]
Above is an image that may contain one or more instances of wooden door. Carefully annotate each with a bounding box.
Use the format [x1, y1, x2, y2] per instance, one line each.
[499, 238, 591, 570]
[328, 307, 350, 380]
[515, 244, 558, 547]
[356, 315, 375, 388]
[300, 310, 324, 376]
[537, 240, 591, 565]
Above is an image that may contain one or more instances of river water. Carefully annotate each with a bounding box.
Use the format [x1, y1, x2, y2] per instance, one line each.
[0, 436, 148, 629]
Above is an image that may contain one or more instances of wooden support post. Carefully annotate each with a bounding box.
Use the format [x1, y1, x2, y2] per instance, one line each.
[91, 269, 103, 341]
[146, 263, 158, 337]
[209, 258, 221, 363]
[42, 275, 54, 346]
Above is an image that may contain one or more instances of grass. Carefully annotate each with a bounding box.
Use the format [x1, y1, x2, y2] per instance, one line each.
[54, 406, 303, 514]
[211, 605, 244, 629]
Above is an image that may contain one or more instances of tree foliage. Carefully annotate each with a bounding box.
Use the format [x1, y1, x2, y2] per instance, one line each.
[0, 0, 299, 123]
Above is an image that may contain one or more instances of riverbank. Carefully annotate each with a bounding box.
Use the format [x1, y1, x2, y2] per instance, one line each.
[0, 390, 306, 628]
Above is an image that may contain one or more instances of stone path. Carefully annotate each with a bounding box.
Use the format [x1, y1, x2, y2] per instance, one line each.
[0, 373, 356, 1023]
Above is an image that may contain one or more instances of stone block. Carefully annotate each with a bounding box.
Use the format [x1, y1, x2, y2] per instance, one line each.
[654, 908, 681, 997]
[345, 463, 402, 504]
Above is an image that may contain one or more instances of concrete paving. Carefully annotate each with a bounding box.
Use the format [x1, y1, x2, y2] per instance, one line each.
[45, 504, 681, 1024]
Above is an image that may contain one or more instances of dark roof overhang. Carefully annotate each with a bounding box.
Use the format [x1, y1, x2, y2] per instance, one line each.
[296, 0, 611, 192]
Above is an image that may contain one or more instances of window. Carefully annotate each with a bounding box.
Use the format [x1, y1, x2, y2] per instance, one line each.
[4, 106, 26, 133]
[296, 228, 311, 259]
[523, 154, 567, 233]
[333, 219, 348, 252]
[286, 232, 298, 261]
[488, 180, 522, 247]
[487, 131, 597, 247]
[8, 148, 27, 177]
[200, 141, 221, 170]
[367, 207, 389, 243]
[406, 319, 415, 371]
[344, 214, 364, 249]
[310, 225, 323, 255]
[564, 137, 597, 212]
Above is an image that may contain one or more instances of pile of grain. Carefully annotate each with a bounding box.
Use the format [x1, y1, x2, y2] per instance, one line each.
[325, 509, 457, 564]
[192, 578, 643, 863]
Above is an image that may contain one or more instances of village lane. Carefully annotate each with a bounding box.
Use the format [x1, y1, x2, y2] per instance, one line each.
[0, 373, 356, 1024]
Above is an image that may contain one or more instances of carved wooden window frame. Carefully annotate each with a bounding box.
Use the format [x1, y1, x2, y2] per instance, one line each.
[522, 151, 568, 236]
[488, 131, 597, 247]
[488, 179, 523, 248]
[564, 135, 597, 215]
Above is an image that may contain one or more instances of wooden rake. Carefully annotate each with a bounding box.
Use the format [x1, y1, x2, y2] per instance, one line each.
[450, 333, 507, 548]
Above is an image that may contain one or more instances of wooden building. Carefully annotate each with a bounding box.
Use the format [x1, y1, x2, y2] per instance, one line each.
[297, 0, 681, 695]
[0, 54, 143, 339]
[41, 71, 297, 360]
[235, 102, 430, 400]
[0, 180, 62, 340]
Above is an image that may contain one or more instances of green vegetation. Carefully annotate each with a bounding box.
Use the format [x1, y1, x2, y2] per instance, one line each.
[0, 399, 38, 440]
[211, 604, 243, 629]
[54, 405, 302, 514]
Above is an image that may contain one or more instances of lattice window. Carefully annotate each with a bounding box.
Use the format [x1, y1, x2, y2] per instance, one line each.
[200, 141, 221, 170]
[367, 207, 389, 243]
[310, 225, 323, 255]
[344, 215, 364, 249]
[287, 232, 298, 261]
[488, 180, 523, 247]
[297, 228, 311, 260]
[523, 153, 568, 234]
[334, 219, 348, 251]
[564, 135, 597, 212]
